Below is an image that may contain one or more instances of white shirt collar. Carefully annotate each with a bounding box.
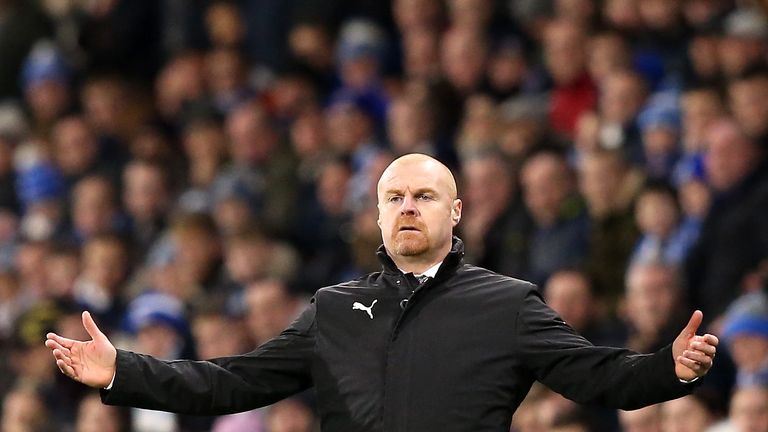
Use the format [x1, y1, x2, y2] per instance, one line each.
[400, 261, 442, 279]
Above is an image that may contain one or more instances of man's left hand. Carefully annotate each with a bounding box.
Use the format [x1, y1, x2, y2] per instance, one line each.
[673, 310, 719, 382]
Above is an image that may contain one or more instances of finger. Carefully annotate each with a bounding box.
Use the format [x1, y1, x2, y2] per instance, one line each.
[45, 340, 71, 356]
[690, 341, 717, 356]
[680, 310, 703, 338]
[683, 350, 713, 367]
[677, 356, 703, 372]
[56, 359, 76, 379]
[703, 334, 719, 347]
[52, 348, 71, 363]
[46, 332, 75, 349]
[82, 311, 104, 342]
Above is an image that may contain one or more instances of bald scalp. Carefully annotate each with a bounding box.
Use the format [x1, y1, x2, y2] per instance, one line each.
[377, 154, 458, 202]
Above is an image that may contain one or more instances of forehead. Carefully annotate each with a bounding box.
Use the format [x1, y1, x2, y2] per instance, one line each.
[378, 162, 453, 196]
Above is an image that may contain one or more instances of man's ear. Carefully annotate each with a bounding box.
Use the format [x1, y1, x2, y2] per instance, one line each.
[451, 199, 462, 225]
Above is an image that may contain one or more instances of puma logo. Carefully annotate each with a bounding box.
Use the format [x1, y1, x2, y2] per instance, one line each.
[352, 300, 378, 320]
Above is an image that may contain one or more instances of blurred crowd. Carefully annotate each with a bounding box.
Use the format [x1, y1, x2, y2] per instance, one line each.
[0, 0, 768, 431]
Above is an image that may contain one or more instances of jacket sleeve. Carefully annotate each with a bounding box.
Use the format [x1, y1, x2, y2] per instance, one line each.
[514, 287, 692, 409]
[100, 300, 316, 415]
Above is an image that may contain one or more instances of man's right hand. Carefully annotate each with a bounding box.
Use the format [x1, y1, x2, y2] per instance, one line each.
[45, 311, 117, 388]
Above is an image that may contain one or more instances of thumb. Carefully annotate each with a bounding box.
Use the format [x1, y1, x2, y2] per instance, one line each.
[680, 310, 703, 338]
[82, 311, 106, 342]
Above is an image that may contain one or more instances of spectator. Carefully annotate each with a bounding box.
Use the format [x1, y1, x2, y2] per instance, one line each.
[221, 228, 299, 310]
[401, 27, 442, 80]
[325, 92, 385, 178]
[14, 239, 51, 301]
[674, 85, 724, 188]
[520, 150, 589, 285]
[718, 9, 768, 79]
[20, 40, 72, 135]
[630, 181, 697, 267]
[587, 31, 631, 84]
[332, 19, 390, 124]
[728, 385, 768, 432]
[686, 117, 768, 321]
[685, 31, 721, 85]
[204, 47, 253, 115]
[16, 160, 67, 242]
[267, 398, 316, 432]
[579, 149, 641, 309]
[123, 291, 191, 432]
[72, 235, 128, 332]
[722, 291, 768, 388]
[69, 175, 123, 242]
[286, 22, 335, 96]
[219, 101, 296, 233]
[1, 385, 50, 432]
[244, 279, 305, 345]
[543, 19, 595, 139]
[619, 404, 662, 432]
[43, 245, 80, 299]
[160, 213, 222, 304]
[597, 69, 649, 165]
[76, 392, 127, 432]
[440, 27, 489, 97]
[154, 52, 207, 125]
[176, 115, 228, 213]
[545, 268, 624, 347]
[660, 392, 720, 432]
[204, 1, 246, 50]
[387, 95, 437, 156]
[79, 76, 135, 153]
[623, 261, 687, 353]
[50, 116, 104, 190]
[122, 160, 171, 257]
[637, 97, 682, 181]
[392, 0, 444, 33]
[728, 68, 768, 147]
[460, 151, 529, 277]
[455, 94, 500, 157]
[291, 158, 354, 291]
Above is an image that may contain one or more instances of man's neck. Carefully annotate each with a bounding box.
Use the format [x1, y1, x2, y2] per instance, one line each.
[393, 260, 442, 275]
[388, 247, 450, 275]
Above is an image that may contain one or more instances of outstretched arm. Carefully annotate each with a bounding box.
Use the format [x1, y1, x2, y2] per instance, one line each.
[46, 303, 316, 415]
[515, 289, 718, 410]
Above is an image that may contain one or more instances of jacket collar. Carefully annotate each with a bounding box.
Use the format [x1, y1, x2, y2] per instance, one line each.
[376, 236, 465, 276]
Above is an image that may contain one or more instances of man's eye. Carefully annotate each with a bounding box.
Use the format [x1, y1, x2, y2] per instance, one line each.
[417, 194, 433, 200]
[389, 196, 402, 203]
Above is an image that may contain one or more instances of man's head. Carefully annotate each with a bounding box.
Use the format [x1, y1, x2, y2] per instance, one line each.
[624, 261, 680, 337]
[704, 117, 763, 192]
[376, 154, 461, 270]
[544, 269, 594, 333]
[521, 151, 573, 227]
[731, 386, 768, 432]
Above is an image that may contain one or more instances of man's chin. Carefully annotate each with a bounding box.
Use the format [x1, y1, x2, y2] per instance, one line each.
[394, 238, 429, 257]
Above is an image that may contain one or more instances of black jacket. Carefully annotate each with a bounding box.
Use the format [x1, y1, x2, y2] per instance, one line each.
[102, 237, 691, 431]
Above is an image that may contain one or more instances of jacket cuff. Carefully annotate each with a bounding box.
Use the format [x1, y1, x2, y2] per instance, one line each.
[652, 344, 699, 396]
[100, 349, 131, 404]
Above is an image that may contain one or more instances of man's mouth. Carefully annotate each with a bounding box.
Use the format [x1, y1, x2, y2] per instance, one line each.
[398, 225, 420, 232]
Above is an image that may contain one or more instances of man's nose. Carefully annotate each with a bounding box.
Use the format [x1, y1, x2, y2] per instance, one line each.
[400, 195, 419, 216]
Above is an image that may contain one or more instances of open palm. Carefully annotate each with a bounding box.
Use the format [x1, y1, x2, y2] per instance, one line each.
[45, 311, 117, 388]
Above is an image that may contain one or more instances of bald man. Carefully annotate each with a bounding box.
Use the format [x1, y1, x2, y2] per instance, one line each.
[46, 154, 718, 431]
